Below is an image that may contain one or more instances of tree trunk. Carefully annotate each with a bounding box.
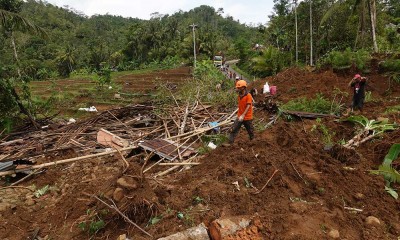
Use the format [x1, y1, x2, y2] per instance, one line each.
[9, 31, 40, 129]
[6, 80, 40, 129]
[310, 0, 313, 66]
[369, 0, 378, 52]
[10, 32, 21, 78]
[355, 0, 368, 49]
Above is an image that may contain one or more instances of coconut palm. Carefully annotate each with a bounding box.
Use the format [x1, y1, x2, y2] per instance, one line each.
[320, 0, 378, 52]
[0, 5, 47, 129]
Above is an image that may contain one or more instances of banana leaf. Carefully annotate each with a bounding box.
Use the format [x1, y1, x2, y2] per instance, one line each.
[344, 115, 397, 133]
[382, 144, 400, 166]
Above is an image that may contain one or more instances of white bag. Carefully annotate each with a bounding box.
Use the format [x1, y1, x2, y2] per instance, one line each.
[263, 82, 270, 93]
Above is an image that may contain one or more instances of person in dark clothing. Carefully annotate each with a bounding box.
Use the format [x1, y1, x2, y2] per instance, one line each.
[349, 74, 367, 112]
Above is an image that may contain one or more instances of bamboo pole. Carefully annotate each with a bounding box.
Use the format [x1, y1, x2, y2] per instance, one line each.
[159, 162, 200, 166]
[0, 146, 137, 177]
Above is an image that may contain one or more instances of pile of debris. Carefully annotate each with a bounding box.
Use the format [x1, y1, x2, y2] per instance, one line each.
[0, 103, 236, 177]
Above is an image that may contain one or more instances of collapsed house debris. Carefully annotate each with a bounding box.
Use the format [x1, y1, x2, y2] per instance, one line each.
[0, 103, 236, 178]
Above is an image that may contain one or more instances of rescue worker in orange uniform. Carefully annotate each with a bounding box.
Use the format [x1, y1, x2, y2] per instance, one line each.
[227, 80, 254, 144]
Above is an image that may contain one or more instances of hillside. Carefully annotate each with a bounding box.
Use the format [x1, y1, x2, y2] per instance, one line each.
[0, 0, 263, 80]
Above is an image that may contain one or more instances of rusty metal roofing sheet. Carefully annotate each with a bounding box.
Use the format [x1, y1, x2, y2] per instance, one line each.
[138, 139, 195, 161]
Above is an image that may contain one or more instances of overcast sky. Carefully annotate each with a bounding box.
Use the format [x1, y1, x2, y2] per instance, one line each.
[45, 0, 275, 25]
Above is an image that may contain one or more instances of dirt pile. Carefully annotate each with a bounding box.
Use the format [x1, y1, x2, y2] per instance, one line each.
[1, 67, 400, 240]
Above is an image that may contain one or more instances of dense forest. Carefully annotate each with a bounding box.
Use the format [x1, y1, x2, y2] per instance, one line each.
[0, 0, 400, 128]
[0, 0, 264, 80]
[1, 0, 399, 79]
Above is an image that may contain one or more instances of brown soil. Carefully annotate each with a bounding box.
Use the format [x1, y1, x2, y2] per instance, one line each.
[115, 67, 192, 92]
[1, 67, 400, 240]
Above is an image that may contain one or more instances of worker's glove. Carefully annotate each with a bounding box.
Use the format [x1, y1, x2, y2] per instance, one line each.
[238, 115, 244, 122]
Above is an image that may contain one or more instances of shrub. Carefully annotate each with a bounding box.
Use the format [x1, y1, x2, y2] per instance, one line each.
[318, 48, 371, 71]
[380, 59, 400, 72]
[281, 93, 343, 115]
[153, 60, 236, 108]
[251, 46, 290, 77]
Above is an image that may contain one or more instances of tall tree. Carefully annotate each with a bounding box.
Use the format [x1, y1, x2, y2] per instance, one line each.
[0, 1, 46, 128]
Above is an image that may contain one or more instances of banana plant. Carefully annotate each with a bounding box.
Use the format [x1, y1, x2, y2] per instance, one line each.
[342, 116, 398, 148]
[370, 143, 400, 199]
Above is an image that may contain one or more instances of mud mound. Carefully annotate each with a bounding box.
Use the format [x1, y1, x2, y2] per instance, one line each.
[252, 67, 400, 119]
[151, 120, 399, 239]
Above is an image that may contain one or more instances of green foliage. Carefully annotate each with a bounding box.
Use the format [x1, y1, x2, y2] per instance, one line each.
[281, 94, 343, 115]
[380, 59, 400, 72]
[34, 185, 49, 198]
[0, 78, 18, 126]
[201, 134, 228, 146]
[192, 196, 204, 205]
[154, 60, 235, 108]
[370, 144, 400, 199]
[78, 220, 105, 235]
[311, 118, 335, 146]
[78, 209, 107, 235]
[385, 105, 400, 114]
[364, 91, 373, 103]
[147, 215, 162, 226]
[251, 46, 290, 77]
[318, 48, 371, 71]
[344, 115, 398, 134]
[94, 65, 112, 89]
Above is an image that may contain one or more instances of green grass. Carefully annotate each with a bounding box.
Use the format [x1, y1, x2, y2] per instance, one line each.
[385, 105, 400, 114]
[281, 94, 343, 115]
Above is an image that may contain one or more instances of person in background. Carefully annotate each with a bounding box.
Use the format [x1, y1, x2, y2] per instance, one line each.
[224, 80, 254, 146]
[349, 74, 368, 112]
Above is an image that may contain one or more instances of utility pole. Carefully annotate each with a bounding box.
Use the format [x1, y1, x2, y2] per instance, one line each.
[189, 23, 197, 68]
[294, 0, 298, 64]
[310, 0, 313, 66]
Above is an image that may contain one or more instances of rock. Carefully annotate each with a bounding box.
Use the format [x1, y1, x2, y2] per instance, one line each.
[209, 216, 251, 240]
[113, 188, 124, 202]
[25, 199, 35, 206]
[289, 202, 308, 214]
[365, 216, 381, 226]
[105, 189, 114, 198]
[354, 193, 365, 200]
[328, 229, 340, 239]
[158, 223, 209, 240]
[117, 177, 138, 190]
[116, 234, 128, 240]
[0, 203, 11, 212]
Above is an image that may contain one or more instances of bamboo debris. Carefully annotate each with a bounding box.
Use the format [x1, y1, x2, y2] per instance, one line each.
[0, 146, 137, 177]
[0, 103, 237, 178]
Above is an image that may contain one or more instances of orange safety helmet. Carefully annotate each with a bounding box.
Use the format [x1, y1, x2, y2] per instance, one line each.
[235, 80, 247, 88]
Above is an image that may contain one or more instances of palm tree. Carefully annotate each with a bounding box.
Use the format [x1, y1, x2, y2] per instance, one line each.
[0, 7, 47, 129]
[320, 0, 378, 52]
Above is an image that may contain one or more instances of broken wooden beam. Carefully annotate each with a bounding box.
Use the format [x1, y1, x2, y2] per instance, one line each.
[97, 128, 129, 149]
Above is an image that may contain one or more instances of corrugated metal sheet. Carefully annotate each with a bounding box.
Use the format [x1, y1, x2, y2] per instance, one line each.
[0, 161, 14, 172]
[138, 139, 195, 161]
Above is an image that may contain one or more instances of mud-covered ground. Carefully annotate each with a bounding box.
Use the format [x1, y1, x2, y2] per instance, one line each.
[1, 67, 399, 240]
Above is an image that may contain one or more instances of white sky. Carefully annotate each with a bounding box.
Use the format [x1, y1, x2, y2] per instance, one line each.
[45, 0, 275, 25]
